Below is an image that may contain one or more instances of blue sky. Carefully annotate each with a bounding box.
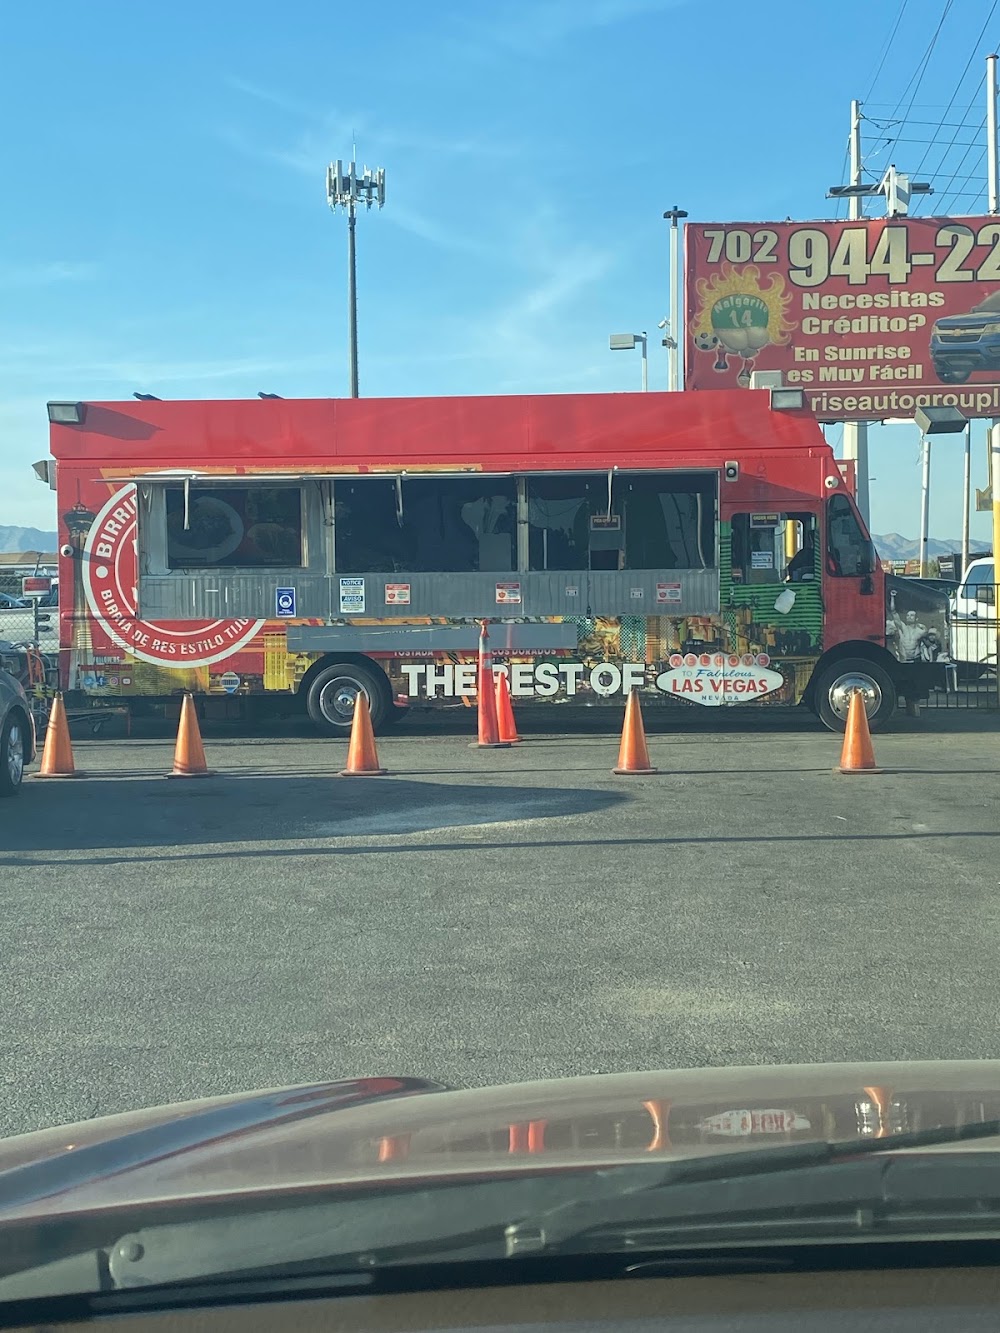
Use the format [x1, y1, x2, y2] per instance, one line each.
[0, 0, 996, 545]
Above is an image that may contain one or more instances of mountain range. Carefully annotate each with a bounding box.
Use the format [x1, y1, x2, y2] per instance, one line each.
[0, 526, 58, 553]
[872, 532, 990, 561]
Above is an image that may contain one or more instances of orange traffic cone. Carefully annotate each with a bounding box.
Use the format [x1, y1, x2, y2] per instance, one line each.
[168, 694, 215, 778]
[613, 690, 657, 775]
[495, 669, 520, 744]
[35, 694, 83, 778]
[837, 688, 881, 774]
[340, 691, 387, 776]
[476, 621, 510, 749]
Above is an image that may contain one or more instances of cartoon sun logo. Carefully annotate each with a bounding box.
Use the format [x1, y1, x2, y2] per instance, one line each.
[690, 263, 796, 387]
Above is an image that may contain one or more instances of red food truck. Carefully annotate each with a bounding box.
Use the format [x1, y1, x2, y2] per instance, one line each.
[40, 388, 950, 733]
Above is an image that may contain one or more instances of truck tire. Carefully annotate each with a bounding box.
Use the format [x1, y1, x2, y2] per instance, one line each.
[935, 365, 970, 385]
[306, 661, 389, 736]
[0, 711, 27, 796]
[813, 657, 897, 734]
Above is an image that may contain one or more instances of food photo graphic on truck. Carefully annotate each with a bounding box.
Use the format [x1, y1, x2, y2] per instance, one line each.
[41, 388, 953, 735]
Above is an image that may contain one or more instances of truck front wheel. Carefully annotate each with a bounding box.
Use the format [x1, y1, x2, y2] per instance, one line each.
[813, 658, 897, 733]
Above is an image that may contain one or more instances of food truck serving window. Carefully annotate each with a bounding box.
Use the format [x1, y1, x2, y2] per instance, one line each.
[165, 486, 304, 569]
[336, 477, 517, 574]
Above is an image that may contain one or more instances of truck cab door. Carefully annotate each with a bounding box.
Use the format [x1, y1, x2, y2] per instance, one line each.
[822, 492, 882, 649]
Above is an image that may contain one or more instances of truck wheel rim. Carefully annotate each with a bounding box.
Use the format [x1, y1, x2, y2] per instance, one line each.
[319, 677, 369, 725]
[828, 672, 881, 722]
[5, 722, 23, 785]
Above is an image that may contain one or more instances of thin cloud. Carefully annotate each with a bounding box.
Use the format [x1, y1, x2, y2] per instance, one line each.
[222, 75, 520, 170]
[82, 352, 334, 387]
[385, 205, 497, 259]
[462, 0, 686, 54]
[0, 343, 333, 387]
[224, 75, 317, 119]
[0, 261, 100, 289]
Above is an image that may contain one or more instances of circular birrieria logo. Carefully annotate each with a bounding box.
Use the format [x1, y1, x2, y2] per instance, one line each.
[82, 486, 265, 667]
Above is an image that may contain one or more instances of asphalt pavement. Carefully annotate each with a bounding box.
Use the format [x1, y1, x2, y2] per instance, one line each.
[1, 707, 998, 1138]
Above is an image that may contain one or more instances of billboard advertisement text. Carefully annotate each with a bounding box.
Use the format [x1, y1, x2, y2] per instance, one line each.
[685, 216, 1000, 419]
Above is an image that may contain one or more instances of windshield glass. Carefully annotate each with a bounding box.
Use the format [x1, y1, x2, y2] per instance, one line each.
[1, 0, 1000, 1309]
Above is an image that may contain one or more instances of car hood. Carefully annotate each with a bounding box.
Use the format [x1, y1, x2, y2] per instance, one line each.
[3, 1061, 1000, 1222]
[933, 310, 1000, 330]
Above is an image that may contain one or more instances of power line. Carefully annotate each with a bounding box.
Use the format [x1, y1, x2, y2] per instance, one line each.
[865, 100, 984, 109]
[911, 1, 998, 177]
[863, 136, 982, 149]
[863, 0, 910, 102]
[886, 0, 954, 134]
[933, 119, 988, 213]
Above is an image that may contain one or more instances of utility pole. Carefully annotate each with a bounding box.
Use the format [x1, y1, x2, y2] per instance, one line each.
[326, 158, 385, 398]
[827, 107, 933, 530]
[841, 101, 871, 528]
[663, 207, 688, 391]
[988, 54, 1000, 698]
[962, 423, 971, 576]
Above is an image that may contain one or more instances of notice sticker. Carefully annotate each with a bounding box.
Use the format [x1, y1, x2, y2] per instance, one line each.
[339, 577, 366, 614]
[220, 671, 241, 694]
[630, 587, 644, 599]
[385, 583, 411, 605]
[751, 551, 774, 570]
[496, 582, 522, 605]
[656, 582, 682, 604]
[565, 586, 579, 598]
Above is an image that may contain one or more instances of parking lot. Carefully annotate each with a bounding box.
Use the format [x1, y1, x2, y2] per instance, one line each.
[1, 706, 998, 1139]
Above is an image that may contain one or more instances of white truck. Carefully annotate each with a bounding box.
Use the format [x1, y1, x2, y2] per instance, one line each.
[950, 556, 997, 680]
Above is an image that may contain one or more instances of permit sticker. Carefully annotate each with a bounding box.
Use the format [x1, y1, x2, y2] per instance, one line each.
[339, 577, 366, 614]
[656, 582, 682, 603]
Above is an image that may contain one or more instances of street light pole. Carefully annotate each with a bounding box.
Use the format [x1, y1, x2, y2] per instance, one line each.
[663, 207, 687, 391]
[609, 332, 648, 390]
[919, 435, 931, 579]
[327, 158, 385, 398]
[987, 54, 1000, 700]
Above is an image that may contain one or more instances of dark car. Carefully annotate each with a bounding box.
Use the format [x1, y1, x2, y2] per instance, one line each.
[930, 290, 1000, 384]
[0, 664, 36, 795]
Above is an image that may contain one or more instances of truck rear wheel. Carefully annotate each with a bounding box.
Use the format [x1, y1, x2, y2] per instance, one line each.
[813, 658, 897, 733]
[306, 662, 389, 736]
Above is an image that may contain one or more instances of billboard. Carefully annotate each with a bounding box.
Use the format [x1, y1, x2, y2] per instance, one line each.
[685, 216, 1000, 420]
